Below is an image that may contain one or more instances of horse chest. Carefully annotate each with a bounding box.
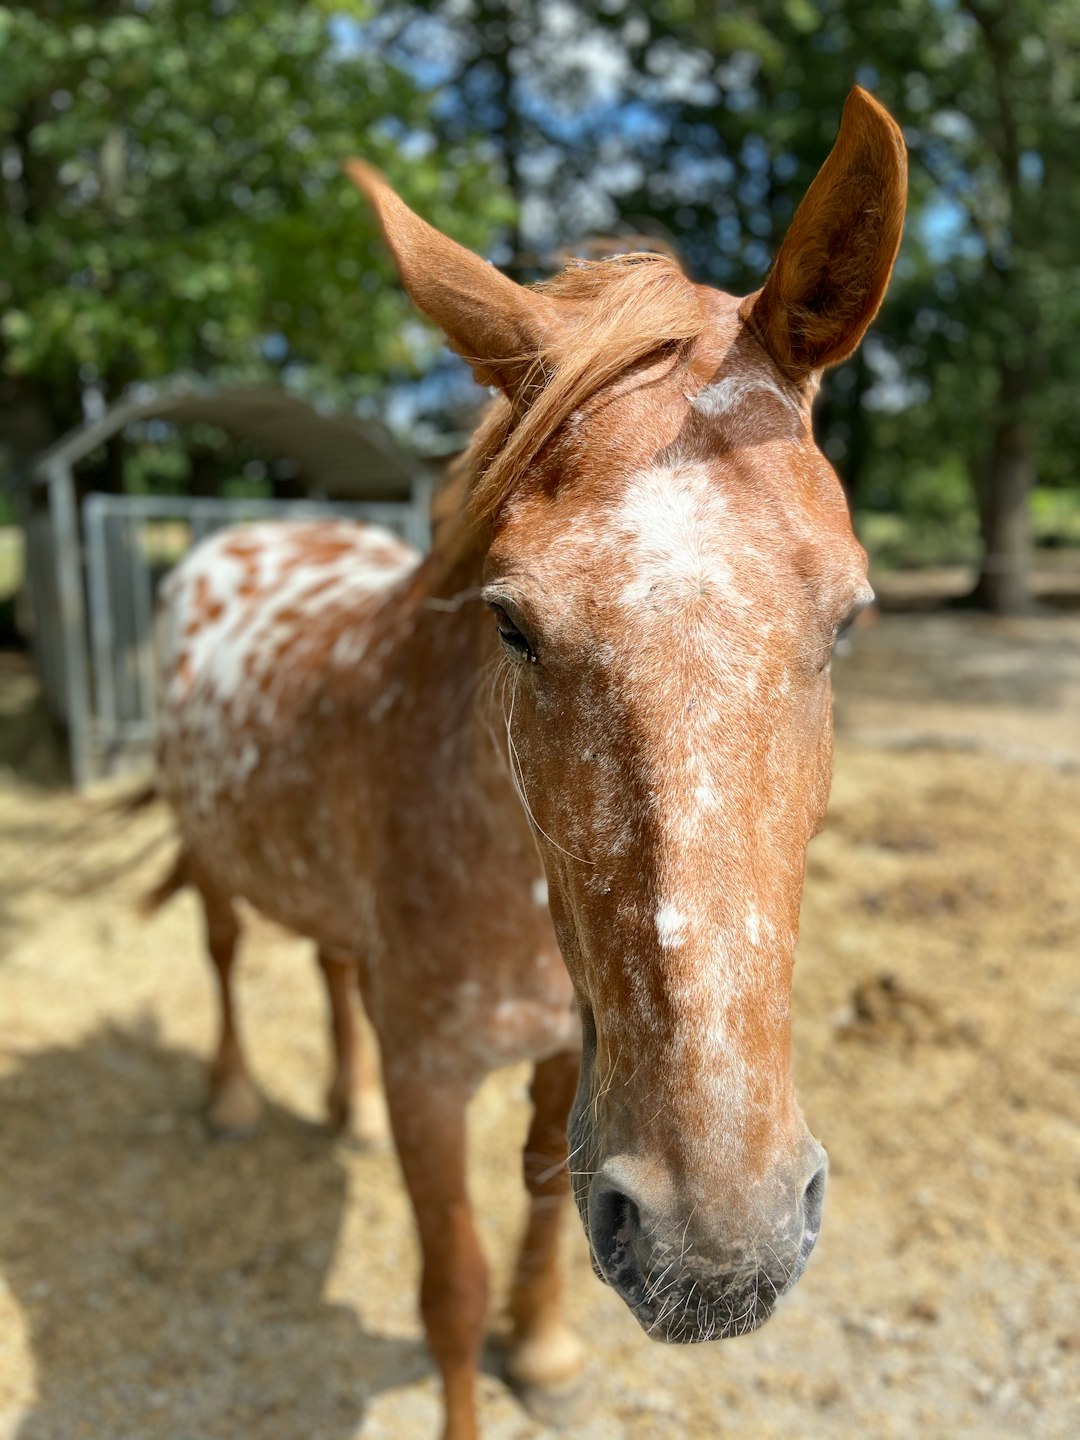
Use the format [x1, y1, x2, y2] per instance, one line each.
[405, 942, 580, 1074]
[362, 843, 580, 1072]
[448, 910, 579, 1068]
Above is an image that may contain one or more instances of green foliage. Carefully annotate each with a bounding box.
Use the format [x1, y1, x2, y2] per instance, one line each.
[119, 439, 194, 497]
[859, 484, 1080, 571]
[120, 434, 277, 500]
[899, 459, 977, 531]
[0, 0, 510, 462]
[1031, 489, 1080, 550]
[4, 0, 1078, 599]
[858, 458, 982, 570]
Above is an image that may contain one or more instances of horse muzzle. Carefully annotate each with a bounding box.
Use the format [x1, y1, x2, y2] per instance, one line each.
[579, 1145, 828, 1343]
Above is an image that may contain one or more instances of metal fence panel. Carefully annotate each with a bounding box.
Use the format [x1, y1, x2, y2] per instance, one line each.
[24, 509, 67, 719]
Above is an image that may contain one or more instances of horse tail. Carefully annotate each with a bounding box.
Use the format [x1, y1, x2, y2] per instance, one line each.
[110, 781, 160, 816]
[139, 846, 191, 917]
[97, 779, 191, 916]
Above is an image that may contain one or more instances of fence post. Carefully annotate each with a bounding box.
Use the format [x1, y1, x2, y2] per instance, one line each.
[83, 494, 118, 750]
[46, 462, 94, 788]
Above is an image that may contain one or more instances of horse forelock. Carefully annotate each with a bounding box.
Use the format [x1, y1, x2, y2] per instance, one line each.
[455, 253, 705, 533]
[430, 254, 827, 587]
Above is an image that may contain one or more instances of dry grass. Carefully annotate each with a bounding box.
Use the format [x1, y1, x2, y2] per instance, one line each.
[1, 613, 1078, 1438]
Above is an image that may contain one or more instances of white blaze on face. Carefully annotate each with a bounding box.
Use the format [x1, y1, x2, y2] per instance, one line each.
[612, 463, 747, 615]
[567, 462, 806, 1139]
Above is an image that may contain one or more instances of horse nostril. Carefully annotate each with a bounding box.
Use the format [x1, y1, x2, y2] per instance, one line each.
[802, 1161, 827, 1241]
[590, 1184, 641, 1280]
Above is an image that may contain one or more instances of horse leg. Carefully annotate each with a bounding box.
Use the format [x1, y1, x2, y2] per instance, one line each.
[507, 1049, 584, 1389]
[384, 1063, 488, 1440]
[315, 947, 388, 1145]
[352, 979, 390, 1147]
[199, 883, 261, 1135]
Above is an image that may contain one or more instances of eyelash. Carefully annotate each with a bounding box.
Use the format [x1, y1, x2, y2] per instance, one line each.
[485, 601, 864, 668]
[489, 603, 538, 664]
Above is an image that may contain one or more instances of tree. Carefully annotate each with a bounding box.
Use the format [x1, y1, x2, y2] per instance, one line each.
[0, 0, 511, 482]
[906, 0, 1080, 611]
[369, 0, 1080, 612]
[640, 0, 1080, 613]
[364, 0, 932, 500]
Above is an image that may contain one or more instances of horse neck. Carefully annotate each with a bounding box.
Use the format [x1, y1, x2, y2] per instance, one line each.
[390, 518, 513, 798]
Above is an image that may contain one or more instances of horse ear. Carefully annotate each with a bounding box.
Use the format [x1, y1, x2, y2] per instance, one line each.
[744, 87, 907, 384]
[344, 160, 562, 403]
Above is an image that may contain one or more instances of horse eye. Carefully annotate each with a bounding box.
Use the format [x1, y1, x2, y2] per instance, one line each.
[831, 597, 872, 658]
[490, 604, 537, 664]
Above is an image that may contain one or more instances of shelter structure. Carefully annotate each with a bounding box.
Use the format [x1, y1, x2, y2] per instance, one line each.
[25, 379, 436, 786]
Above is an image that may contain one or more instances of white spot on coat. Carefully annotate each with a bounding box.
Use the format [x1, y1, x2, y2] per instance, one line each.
[689, 375, 801, 427]
[655, 903, 688, 949]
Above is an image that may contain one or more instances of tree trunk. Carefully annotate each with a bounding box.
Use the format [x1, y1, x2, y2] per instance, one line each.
[484, 4, 526, 281]
[960, 2, 1039, 615]
[189, 445, 220, 498]
[0, 376, 77, 481]
[970, 361, 1036, 614]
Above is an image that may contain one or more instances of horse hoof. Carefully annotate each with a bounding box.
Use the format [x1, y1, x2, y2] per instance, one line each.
[513, 1375, 586, 1431]
[507, 1321, 584, 1390]
[206, 1075, 262, 1137]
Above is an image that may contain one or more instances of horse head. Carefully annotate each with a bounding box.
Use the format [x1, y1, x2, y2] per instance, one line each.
[348, 86, 906, 1341]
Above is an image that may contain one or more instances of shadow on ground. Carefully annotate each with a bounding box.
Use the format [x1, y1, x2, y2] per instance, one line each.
[0, 652, 69, 792]
[0, 1024, 429, 1440]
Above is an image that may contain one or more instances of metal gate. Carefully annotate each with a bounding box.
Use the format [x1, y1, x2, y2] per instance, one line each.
[72, 492, 427, 785]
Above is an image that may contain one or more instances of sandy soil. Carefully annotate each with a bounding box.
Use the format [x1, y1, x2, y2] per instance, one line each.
[0, 611, 1078, 1439]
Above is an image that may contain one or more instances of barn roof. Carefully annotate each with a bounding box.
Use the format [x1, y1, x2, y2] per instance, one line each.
[31, 379, 428, 500]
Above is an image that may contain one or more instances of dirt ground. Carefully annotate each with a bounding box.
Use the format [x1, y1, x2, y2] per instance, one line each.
[0, 603, 1078, 1440]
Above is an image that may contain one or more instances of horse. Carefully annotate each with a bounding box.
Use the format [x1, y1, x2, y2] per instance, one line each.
[152, 86, 906, 1440]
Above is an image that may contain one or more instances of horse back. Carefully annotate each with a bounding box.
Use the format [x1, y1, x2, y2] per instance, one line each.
[156, 519, 418, 931]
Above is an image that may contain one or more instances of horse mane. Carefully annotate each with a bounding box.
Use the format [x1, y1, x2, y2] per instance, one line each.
[442, 252, 705, 547]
